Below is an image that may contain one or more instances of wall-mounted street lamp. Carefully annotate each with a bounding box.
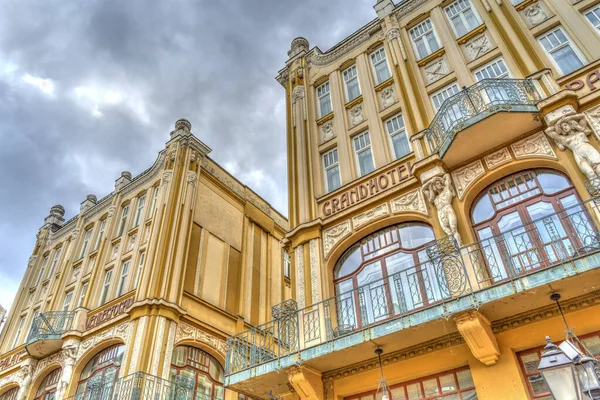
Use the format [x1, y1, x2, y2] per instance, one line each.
[375, 348, 390, 400]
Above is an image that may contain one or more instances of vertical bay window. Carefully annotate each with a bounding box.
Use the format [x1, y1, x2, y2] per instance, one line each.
[78, 282, 88, 307]
[386, 114, 411, 159]
[116, 260, 130, 297]
[343, 65, 361, 102]
[79, 228, 93, 259]
[445, 0, 482, 38]
[99, 269, 113, 306]
[538, 27, 585, 75]
[585, 6, 600, 33]
[316, 81, 332, 117]
[409, 19, 440, 60]
[117, 205, 129, 237]
[283, 251, 291, 279]
[62, 290, 74, 311]
[34, 256, 49, 287]
[12, 316, 25, 348]
[370, 47, 391, 84]
[133, 195, 146, 227]
[353, 132, 375, 176]
[48, 247, 62, 278]
[133, 252, 145, 289]
[94, 219, 106, 251]
[323, 149, 341, 193]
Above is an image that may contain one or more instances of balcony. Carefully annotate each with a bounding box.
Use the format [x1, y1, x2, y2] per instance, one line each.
[425, 79, 542, 167]
[66, 371, 220, 400]
[26, 311, 75, 358]
[225, 197, 600, 396]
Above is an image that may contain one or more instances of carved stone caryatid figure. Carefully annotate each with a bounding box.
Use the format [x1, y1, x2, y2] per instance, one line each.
[56, 341, 79, 400]
[545, 113, 600, 179]
[422, 173, 462, 246]
[16, 363, 32, 400]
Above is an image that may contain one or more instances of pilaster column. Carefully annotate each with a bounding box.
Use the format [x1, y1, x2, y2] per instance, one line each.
[55, 338, 80, 400]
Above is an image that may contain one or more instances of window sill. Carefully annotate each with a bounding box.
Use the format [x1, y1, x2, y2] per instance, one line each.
[316, 112, 334, 125]
[457, 24, 487, 45]
[374, 77, 394, 92]
[416, 48, 446, 67]
[344, 96, 363, 110]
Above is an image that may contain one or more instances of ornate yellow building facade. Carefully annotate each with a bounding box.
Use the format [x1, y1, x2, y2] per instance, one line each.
[224, 0, 600, 399]
[0, 120, 290, 400]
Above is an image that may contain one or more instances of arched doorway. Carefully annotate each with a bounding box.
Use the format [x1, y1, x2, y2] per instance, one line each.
[470, 168, 596, 283]
[75, 344, 125, 399]
[0, 387, 18, 400]
[333, 223, 440, 331]
[34, 368, 61, 400]
[170, 345, 224, 399]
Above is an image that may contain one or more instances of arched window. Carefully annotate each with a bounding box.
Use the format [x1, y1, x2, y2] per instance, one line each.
[75, 344, 124, 398]
[333, 223, 441, 331]
[170, 346, 224, 399]
[34, 368, 61, 400]
[471, 169, 594, 282]
[0, 388, 18, 400]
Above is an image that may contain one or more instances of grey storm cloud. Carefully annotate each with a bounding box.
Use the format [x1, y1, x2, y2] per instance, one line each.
[0, 0, 376, 310]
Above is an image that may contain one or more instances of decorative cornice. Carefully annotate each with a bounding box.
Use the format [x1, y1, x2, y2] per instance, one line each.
[395, 0, 433, 19]
[308, 24, 382, 67]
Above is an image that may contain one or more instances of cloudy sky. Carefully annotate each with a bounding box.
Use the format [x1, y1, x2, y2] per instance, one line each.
[0, 1, 376, 312]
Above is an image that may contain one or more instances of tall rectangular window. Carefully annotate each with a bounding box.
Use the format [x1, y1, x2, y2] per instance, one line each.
[34, 256, 49, 287]
[99, 269, 113, 306]
[386, 114, 411, 159]
[133, 252, 145, 289]
[323, 149, 341, 193]
[12, 317, 25, 348]
[117, 205, 130, 237]
[48, 248, 62, 278]
[370, 48, 391, 84]
[353, 132, 375, 176]
[78, 282, 88, 307]
[431, 83, 460, 111]
[62, 290, 74, 311]
[117, 261, 130, 297]
[538, 27, 585, 75]
[79, 228, 93, 259]
[343, 65, 361, 102]
[317, 82, 332, 117]
[94, 219, 106, 251]
[585, 5, 600, 33]
[133, 195, 146, 227]
[445, 0, 481, 38]
[409, 19, 440, 60]
[475, 58, 510, 80]
[149, 187, 159, 219]
[283, 251, 291, 279]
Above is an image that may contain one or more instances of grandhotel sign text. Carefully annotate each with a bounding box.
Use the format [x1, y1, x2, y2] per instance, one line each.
[321, 161, 413, 217]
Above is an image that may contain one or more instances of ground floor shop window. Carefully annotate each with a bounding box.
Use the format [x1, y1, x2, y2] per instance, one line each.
[344, 366, 477, 399]
[34, 368, 61, 400]
[0, 388, 18, 400]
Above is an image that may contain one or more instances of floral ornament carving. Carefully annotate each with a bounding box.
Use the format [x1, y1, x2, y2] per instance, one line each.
[0, 371, 19, 389]
[424, 58, 450, 84]
[349, 104, 364, 126]
[422, 174, 462, 246]
[390, 188, 428, 215]
[175, 322, 227, 356]
[352, 204, 389, 230]
[309, 240, 320, 304]
[295, 244, 305, 308]
[186, 171, 197, 187]
[545, 113, 600, 179]
[465, 34, 492, 60]
[77, 322, 130, 360]
[523, 3, 548, 26]
[292, 85, 305, 103]
[484, 148, 512, 170]
[452, 160, 485, 200]
[511, 132, 557, 160]
[380, 86, 395, 109]
[321, 121, 335, 143]
[323, 220, 352, 258]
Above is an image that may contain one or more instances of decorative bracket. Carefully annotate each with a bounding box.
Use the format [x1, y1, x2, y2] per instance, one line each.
[454, 310, 500, 365]
[287, 366, 324, 400]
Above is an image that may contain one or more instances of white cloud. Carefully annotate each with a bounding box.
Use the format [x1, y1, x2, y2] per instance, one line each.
[73, 84, 150, 123]
[22, 73, 56, 96]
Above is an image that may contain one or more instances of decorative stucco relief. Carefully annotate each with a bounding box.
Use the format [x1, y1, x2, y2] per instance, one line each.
[77, 322, 130, 361]
[349, 104, 365, 127]
[175, 322, 227, 356]
[321, 121, 335, 143]
[390, 189, 428, 215]
[511, 132, 557, 160]
[423, 174, 462, 245]
[151, 318, 167, 375]
[323, 220, 352, 258]
[380, 86, 396, 109]
[110, 243, 120, 261]
[162, 321, 177, 380]
[308, 30, 373, 67]
[295, 244, 306, 308]
[0, 370, 19, 389]
[523, 3, 548, 26]
[484, 147, 512, 170]
[464, 34, 492, 61]
[452, 160, 485, 200]
[33, 352, 65, 380]
[585, 106, 600, 141]
[423, 57, 450, 84]
[309, 240, 321, 304]
[352, 204, 389, 230]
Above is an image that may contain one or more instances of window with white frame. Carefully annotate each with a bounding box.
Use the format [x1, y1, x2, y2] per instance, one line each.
[386, 114, 411, 159]
[94, 219, 106, 251]
[99, 269, 113, 306]
[117, 260, 130, 297]
[133, 195, 146, 227]
[79, 228, 93, 259]
[117, 205, 130, 237]
[48, 248, 62, 278]
[538, 27, 585, 75]
[584, 6, 600, 33]
[35, 256, 49, 287]
[149, 187, 159, 218]
[12, 316, 25, 348]
[475, 58, 510, 80]
[317, 81, 332, 117]
[445, 0, 482, 38]
[133, 252, 145, 289]
[431, 83, 461, 111]
[343, 65, 361, 102]
[353, 132, 375, 177]
[323, 149, 341, 193]
[409, 19, 440, 60]
[62, 290, 74, 311]
[370, 48, 391, 84]
[78, 282, 88, 307]
[283, 251, 291, 279]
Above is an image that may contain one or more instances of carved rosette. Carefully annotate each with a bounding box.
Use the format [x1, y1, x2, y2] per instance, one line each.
[484, 147, 512, 170]
[390, 188, 428, 215]
[352, 204, 389, 230]
[511, 132, 557, 160]
[323, 220, 352, 258]
[451, 160, 485, 200]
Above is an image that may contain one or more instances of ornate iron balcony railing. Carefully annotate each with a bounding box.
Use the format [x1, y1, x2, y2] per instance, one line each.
[425, 78, 541, 157]
[225, 197, 600, 377]
[26, 311, 75, 344]
[585, 177, 600, 197]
